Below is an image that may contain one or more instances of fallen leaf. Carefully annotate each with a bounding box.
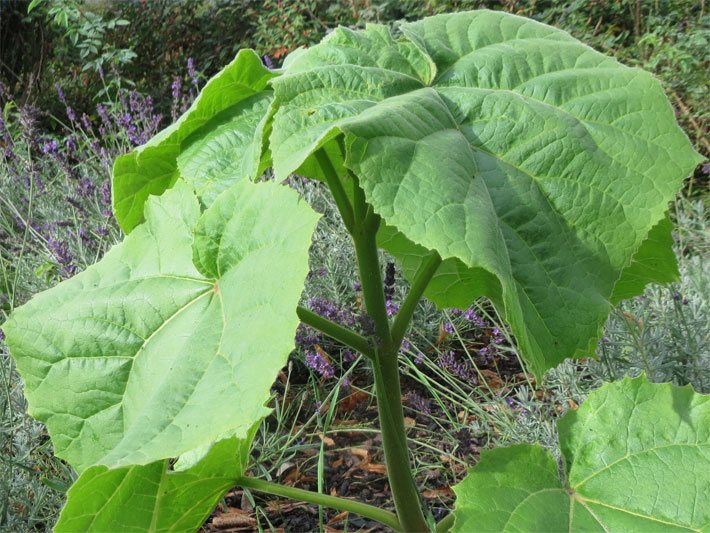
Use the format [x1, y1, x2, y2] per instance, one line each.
[480, 369, 504, 389]
[211, 508, 256, 529]
[265, 500, 308, 513]
[422, 487, 454, 499]
[349, 447, 369, 459]
[318, 433, 335, 447]
[338, 389, 369, 414]
[276, 461, 295, 478]
[363, 463, 387, 475]
[328, 511, 349, 525]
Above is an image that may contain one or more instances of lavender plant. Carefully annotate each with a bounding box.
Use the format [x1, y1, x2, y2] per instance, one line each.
[3, 10, 709, 532]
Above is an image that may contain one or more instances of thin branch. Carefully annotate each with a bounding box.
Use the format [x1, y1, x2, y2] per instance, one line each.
[296, 306, 374, 360]
[315, 148, 355, 233]
[391, 251, 442, 350]
[238, 477, 401, 531]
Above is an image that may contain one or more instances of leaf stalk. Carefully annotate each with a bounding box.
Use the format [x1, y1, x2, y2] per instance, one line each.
[296, 306, 374, 360]
[391, 251, 442, 350]
[316, 148, 355, 232]
[238, 477, 401, 530]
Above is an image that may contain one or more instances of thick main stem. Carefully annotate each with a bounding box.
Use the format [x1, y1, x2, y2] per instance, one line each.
[238, 477, 400, 530]
[351, 216, 429, 532]
[318, 153, 429, 531]
[372, 349, 429, 531]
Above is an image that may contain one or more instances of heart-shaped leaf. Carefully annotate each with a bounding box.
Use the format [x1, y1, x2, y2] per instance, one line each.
[452, 376, 710, 531]
[4, 180, 319, 472]
[270, 11, 701, 377]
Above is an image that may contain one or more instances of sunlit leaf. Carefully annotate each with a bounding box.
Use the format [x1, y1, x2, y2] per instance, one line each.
[270, 11, 701, 377]
[452, 376, 710, 532]
[4, 180, 319, 472]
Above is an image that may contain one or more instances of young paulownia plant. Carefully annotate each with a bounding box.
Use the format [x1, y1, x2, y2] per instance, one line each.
[3, 9, 708, 532]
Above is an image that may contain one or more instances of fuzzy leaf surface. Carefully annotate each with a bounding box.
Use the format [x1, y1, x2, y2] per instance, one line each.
[452, 376, 710, 532]
[4, 180, 319, 472]
[54, 431, 254, 533]
[270, 10, 700, 377]
[113, 49, 276, 232]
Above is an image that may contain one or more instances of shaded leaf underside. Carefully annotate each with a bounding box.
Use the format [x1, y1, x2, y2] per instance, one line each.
[54, 432, 255, 533]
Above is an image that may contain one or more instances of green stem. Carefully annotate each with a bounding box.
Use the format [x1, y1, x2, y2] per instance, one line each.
[372, 350, 429, 532]
[238, 477, 401, 530]
[318, 149, 430, 531]
[352, 219, 394, 354]
[435, 512, 455, 533]
[296, 306, 374, 360]
[391, 251, 442, 350]
[316, 149, 355, 233]
[349, 185, 428, 532]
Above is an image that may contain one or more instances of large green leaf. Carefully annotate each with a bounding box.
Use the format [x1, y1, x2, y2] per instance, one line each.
[452, 376, 710, 532]
[54, 428, 256, 533]
[610, 214, 679, 304]
[270, 10, 701, 377]
[3, 180, 319, 472]
[113, 49, 277, 232]
[176, 91, 273, 207]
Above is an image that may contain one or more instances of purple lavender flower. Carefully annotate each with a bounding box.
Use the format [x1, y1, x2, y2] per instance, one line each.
[55, 83, 66, 104]
[308, 297, 358, 328]
[443, 321, 455, 334]
[262, 55, 274, 69]
[65, 136, 77, 153]
[384, 262, 396, 298]
[96, 104, 112, 130]
[97, 226, 109, 237]
[305, 351, 334, 379]
[171, 77, 183, 121]
[477, 346, 493, 365]
[47, 237, 76, 276]
[404, 390, 431, 415]
[353, 281, 362, 291]
[412, 351, 425, 366]
[77, 177, 96, 197]
[42, 140, 59, 155]
[399, 339, 411, 354]
[80, 113, 92, 131]
[66, 106, 77, 125]
[340, 377, 351, 390]
[295, 324, 318, 350]
[342, 349, 356, 363]
[187, 57, 198, 87]
[463, 307, 487, 328]
[439, 350, 477, 382]
[386, 299, 399, 317]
